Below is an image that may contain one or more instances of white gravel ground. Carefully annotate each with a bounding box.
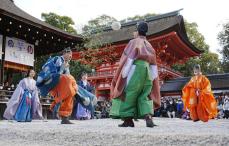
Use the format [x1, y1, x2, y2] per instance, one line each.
[0, 118, 228, 146]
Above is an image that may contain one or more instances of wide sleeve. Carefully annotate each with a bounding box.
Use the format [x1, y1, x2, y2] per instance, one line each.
[200, 75, 218, 118]
[150, 65, 158, 81]
[182, 77, 195, 110]
[149, 76, 161, 109]
[148, 45, 157, 65]
[112, 41, 134, 83]
[3, 79, 25, 120]
[123, 40, 135, 57]
[32, 80, 39, 98]
[7, 80, 24, 106]
[201, 76, 212, 94]
[121, 40, 136, 78]
[55, 57, 63, 67]
[182, 82, 191, 110]
[18, 79, 26, 89]
[110, 40, 135, 99]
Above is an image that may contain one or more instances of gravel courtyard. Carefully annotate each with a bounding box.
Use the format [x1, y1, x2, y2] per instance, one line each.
[0, 118, 228, 146]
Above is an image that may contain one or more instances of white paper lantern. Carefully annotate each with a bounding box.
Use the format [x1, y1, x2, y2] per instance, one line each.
[111, 21, 121, 30]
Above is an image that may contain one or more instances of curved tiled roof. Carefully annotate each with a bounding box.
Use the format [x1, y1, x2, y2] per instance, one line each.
[93, 9, 202, 54]
[161, 73, 229, 93]
[0, 0, 82, 40]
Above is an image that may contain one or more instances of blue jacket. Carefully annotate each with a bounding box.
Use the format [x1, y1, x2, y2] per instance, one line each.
[77, 80, 93, 93]
[36, 56, 69, 97]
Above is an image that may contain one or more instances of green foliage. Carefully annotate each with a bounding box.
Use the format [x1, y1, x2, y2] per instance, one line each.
[200, 52, 223, 74]
[172, 21, 222, 76]
[172, 52, 223, 76]
[34, 55, 50, 73]
[36, 12, 90, 78]
[83, 32, 107, 50]
[41, 12, 77, 34]
[184, 21, 209, 52]
[218, 21, 229, 73]
[81, 15, 117, 54]
[69, 61, 92, 80]
[82, 15, 117, 35]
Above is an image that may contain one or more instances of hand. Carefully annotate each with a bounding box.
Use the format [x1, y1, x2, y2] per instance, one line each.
[64, 62, 70, 68]
[195, 89, 200, 96]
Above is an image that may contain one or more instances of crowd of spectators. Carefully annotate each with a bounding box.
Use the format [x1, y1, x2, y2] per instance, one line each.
[216, 94, 229, 119]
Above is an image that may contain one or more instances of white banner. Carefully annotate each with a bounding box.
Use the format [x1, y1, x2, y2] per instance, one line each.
[5, 37, 34, 66]
[0, 35, 2, 60]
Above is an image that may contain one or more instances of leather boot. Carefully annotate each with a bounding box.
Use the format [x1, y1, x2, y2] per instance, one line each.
[118, 118, 134, 127]
[61, 117, 74, 124]
[145, 114, 157, 128]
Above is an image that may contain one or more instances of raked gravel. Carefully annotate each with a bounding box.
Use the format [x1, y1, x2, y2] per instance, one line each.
[0, 118, 228, 146]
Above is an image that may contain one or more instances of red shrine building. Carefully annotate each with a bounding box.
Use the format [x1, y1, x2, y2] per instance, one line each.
[72, 10, 202, 100]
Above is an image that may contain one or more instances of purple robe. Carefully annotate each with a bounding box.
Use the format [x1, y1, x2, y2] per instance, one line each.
[76, 103, 91, 120]
[3, 78, 43, 120]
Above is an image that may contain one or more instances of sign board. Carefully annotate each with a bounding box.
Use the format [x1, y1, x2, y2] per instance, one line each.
[5, 37, 34, 66]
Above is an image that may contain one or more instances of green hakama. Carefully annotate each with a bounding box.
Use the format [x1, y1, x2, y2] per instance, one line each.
[110, 60, 153, 119]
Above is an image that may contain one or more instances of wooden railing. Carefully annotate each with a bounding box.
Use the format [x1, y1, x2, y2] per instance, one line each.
[88, 65, 182, 79]
[0, 90, 14, 104]
[88, 71, 116, 78]
[39, 96, 54, 106]
[0, 89, 54, 106]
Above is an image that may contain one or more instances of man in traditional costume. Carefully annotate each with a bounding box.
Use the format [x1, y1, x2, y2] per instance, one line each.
[182, 65, 217, 122]
[36, 47, 72, 94]
[4, 69, 43, 122]
[49, 74, 77, 124]
[110, 21, 161, 127]
[36, 48, 77, 124]
[36, 48, 97, 124]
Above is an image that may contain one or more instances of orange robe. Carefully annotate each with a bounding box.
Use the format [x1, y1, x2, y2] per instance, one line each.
[50, 74, 77, 117]
[182, 74, 217, 122]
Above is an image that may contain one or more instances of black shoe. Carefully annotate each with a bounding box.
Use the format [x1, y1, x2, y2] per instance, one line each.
[61, 117, 74, 124]
[145, 115, 157, 128]
[118, 119, 134, 127]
